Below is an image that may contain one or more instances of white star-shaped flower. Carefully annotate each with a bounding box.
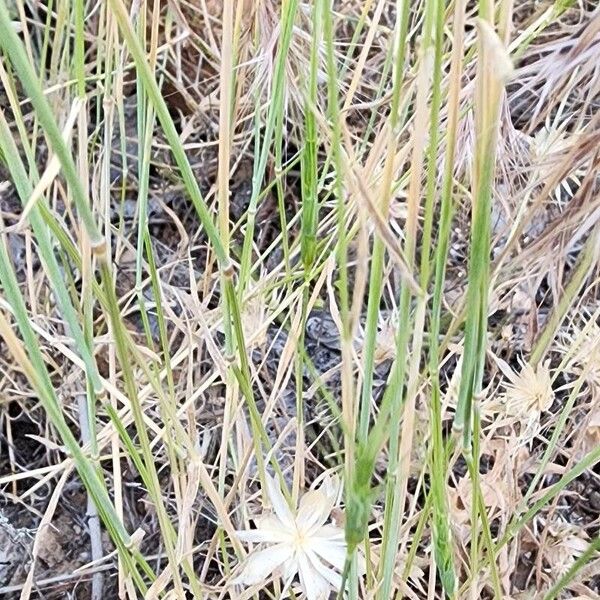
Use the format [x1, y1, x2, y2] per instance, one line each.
[233, 474, 355, 600]
[500, 357, 554, 440]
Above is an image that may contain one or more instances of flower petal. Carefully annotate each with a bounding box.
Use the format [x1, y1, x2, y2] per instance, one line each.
[308, 538, 366, 577]
[305, 548, 343, 592]
[282, 555, 299, 580]
[311, 523, 345, 542]
[255, 514, 286, 531]
[355, 550, 367, 576]
[233, 543, 292, 586]
[265, 474, 295, 528]
[281, 556, 300, 596]
[307, 537, 347, 571]
[297, 489, 334, 532]
[236, 528, 286, 544]
[297, 550, 331, 600]
[317, 474, 341, 504]
[236, 514, 292, 545]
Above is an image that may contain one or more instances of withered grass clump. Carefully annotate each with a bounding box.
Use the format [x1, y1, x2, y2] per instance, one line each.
[1, 1, 600, 598]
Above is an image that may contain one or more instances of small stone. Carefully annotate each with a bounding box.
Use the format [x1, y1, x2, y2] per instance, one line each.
[589, 490, 600, 512]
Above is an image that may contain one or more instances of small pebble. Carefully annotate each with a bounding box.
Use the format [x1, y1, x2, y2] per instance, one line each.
[589, 490, 600, 512]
